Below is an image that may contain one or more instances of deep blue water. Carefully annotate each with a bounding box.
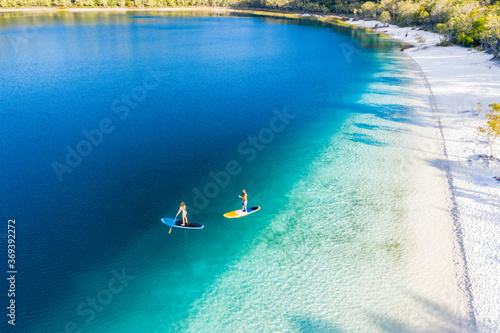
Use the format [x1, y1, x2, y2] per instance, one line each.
[0, 11, 408, 332]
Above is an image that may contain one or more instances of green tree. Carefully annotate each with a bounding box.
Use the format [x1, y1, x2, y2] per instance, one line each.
[435, 22, 452, 42]
[417, 6, 430, 23]
[477, 103, 500, 157]
[395, 0, 421, 26]
[476, 102, 483, 115]
[415, 33, 426, 48]
[482, 14, 500, 58]
[380, 0, 397, 16]
[52, 0, 71, 6]
[361, 1, 378, 18]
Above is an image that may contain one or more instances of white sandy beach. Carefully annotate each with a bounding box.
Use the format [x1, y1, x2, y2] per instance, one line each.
[345, 18, 500, 331]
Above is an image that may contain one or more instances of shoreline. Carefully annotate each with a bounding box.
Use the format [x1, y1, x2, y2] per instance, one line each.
[406, 53, 477, 330]
[1, 7, 498, 330]
[0, 6, 227, 11]
[346, 19, 500, 330]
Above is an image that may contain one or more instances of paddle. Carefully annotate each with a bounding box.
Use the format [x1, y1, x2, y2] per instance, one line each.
[169, 211, 180, 234]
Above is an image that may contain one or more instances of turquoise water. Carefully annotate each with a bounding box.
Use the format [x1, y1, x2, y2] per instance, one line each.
[0, 11, 456, 332]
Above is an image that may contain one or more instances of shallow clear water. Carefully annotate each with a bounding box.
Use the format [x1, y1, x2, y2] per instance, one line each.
[0, 11, 459, 332]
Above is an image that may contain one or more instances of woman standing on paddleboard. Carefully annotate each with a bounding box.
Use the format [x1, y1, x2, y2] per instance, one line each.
[177, 202, 188, 226]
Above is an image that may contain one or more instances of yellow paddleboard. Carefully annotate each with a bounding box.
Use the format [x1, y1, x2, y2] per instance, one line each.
[223, 206, 261, 218]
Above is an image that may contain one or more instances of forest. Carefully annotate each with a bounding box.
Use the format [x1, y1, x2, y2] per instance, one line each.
[1, 0, 499, 58]
[354, 0, 500, 58]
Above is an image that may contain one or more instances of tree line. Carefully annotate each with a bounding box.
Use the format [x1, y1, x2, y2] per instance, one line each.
[0, 0, 286, 9]
[356, 0, 500, 58]
[1, 0, 499, 58]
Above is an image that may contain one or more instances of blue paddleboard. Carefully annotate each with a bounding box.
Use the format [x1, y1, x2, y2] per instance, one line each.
[161, 218, 204, 229]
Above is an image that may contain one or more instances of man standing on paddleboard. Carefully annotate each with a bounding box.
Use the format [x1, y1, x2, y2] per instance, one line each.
[239, 189, 248, 213]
